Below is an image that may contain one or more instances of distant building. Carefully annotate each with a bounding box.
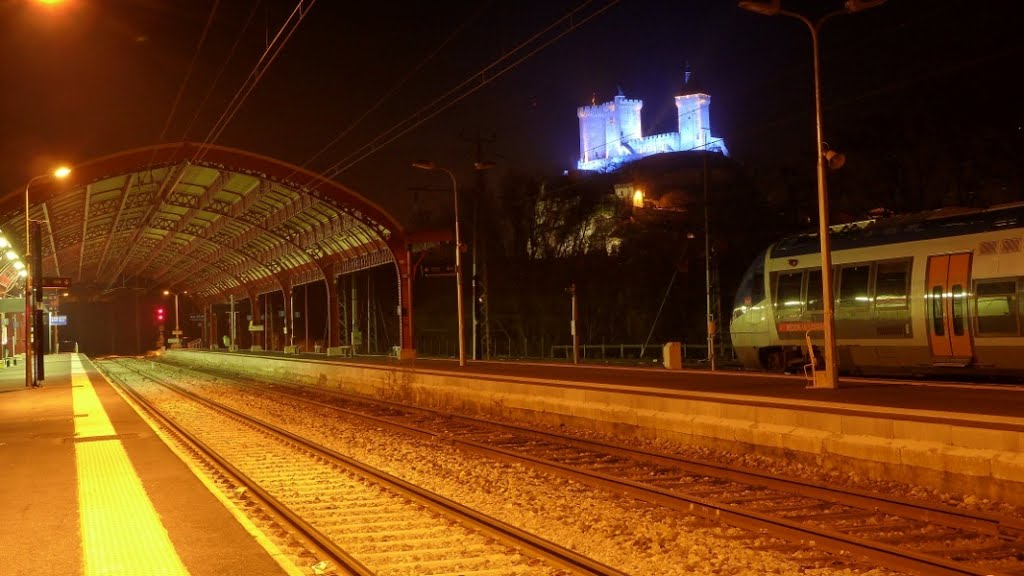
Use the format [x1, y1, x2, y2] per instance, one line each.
[576, 72, 728, 173]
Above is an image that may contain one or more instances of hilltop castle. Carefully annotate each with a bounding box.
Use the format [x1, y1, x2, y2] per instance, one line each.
[576, 72, 728, 172]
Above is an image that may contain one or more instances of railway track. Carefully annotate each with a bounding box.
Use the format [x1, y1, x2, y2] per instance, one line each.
[98, 358, 627, 576]
[143, 356, 1024, 576]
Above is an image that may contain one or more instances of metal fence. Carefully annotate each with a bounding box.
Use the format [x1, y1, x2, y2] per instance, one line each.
[548, 342, 735, 364]
[415, 333, 735, 365]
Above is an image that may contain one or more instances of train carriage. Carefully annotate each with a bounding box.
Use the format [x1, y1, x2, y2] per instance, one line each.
[729, 203, 1024, 377]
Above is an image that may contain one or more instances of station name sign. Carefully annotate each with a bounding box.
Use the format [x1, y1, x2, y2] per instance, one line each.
[43, 276, 72, 289]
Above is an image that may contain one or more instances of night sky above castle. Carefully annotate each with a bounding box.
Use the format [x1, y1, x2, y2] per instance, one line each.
[1, 0, 1021, 224]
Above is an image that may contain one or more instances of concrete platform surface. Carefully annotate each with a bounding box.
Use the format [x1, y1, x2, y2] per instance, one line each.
[0, 353, 296, 576]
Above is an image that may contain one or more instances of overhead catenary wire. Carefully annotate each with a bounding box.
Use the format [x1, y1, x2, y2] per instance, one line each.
[191, 0, 317, 165]
[155, 0, 221, 147]
[111, 0, 220, 267]
[291, 1, 497, 178]
[98, 1, 312, 290]
[178, 1, 264, 143]
[311, 0, 621, 185]
[190, 0, 315, 164]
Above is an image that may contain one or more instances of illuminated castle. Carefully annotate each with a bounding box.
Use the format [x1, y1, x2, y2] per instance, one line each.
[576, 72, 728, 172]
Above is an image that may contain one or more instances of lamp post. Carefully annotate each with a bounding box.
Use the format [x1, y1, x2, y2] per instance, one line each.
[24, 166, 71, 388]
[738, 0, 885, 388]
[163, 289, 183, 347]
[412, 161, 466, 366]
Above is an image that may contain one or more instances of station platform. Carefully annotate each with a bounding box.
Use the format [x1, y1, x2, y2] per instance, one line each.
[0, 353, 298, 576]
[3, 350, 1023, 576]
[163, 348, 1024, 507]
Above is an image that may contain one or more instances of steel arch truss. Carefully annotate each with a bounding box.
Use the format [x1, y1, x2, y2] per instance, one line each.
[0, 142, 414, 351]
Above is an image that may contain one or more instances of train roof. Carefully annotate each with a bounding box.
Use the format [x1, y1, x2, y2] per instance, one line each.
[770, 202, 1024, 258]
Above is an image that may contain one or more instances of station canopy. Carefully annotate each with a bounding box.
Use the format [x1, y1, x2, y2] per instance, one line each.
[0, 142, 408, 302]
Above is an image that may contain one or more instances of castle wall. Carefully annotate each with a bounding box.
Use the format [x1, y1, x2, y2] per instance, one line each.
[629, 132, 681, 156]
[576, 89, 726, 172]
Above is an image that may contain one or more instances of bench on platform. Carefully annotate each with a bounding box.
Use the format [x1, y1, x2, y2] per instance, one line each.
[326, 345, 353, 358]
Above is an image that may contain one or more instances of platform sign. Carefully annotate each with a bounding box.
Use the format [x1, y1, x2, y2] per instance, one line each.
[422, 264, 455, 277]
[43, 276, 72, 289]
[50, 314, 67, 326]
[189, 313, 204, 323]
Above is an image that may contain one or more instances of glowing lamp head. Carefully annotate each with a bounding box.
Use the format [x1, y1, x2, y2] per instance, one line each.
[738, 0, 780, 16]
[53, 166, 71, 179]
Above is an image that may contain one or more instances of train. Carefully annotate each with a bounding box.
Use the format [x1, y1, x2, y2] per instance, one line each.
[729, 202, 1024, 377]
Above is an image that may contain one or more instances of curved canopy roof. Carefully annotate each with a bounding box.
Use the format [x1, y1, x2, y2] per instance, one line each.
[0, 142, 406, 301]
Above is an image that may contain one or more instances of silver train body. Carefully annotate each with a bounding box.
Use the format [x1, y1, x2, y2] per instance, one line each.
[729, 204, 1024, 377]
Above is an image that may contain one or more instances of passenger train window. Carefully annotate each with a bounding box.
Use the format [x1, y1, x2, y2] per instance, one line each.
[806, 270, 823, 311]
[775, 272, 804, 310]
[975, 279, 1020, 335]
[951, 285, 965, 336]
[874, 261, 909, 309]
[931, 287, 944, 336]
[838, 264, 871, 308]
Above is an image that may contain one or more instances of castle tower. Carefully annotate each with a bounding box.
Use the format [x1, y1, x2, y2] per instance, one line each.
[675, 92, 712, 152]
[674, 64, 712, 152]
[577, 87, 643, 168]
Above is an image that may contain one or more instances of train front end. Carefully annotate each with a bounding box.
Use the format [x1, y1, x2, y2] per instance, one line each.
[729, 249, 771, 370]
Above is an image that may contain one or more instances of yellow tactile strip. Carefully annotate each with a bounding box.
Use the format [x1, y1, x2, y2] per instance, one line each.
[72, 356, 190, 576]
[99, 361, 307, 576]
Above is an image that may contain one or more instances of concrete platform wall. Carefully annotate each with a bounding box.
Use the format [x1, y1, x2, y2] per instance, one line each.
[164, 351, 1024, 506]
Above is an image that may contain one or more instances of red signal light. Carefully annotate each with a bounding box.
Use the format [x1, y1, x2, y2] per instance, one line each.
[155, 307, 165, 323]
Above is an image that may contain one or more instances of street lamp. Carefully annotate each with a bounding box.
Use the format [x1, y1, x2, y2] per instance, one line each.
[738, 0, 886, 388]
[412, 161, 466, 367]
[163, 289, 183, 347]
[24, 165, 71, 388]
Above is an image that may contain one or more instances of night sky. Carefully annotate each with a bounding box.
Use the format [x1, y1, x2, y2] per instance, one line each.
[1, 0, 1021, 226]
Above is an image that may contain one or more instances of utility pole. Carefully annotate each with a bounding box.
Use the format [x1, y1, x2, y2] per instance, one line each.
[462, 130, 496, 360]
[568, 283, 579, 364]
[704, 150, 716, 370]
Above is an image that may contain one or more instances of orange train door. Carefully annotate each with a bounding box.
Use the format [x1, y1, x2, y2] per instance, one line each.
[925, 253, 973, 365]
